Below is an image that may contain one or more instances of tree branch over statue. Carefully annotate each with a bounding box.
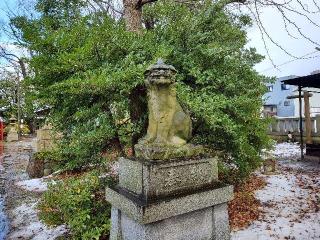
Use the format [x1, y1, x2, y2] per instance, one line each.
[121, 0, 320, 59]
[79, 0, 320, 62]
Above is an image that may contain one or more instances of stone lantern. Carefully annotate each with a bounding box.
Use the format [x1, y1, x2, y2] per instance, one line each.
[7, 116, 18, 142]
[9, 116, 17, 125]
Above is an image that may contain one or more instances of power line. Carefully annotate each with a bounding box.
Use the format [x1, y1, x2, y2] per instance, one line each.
[261, 50, 320, 73]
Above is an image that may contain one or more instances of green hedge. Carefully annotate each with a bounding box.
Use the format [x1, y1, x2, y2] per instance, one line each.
[38, 171, 114, 239]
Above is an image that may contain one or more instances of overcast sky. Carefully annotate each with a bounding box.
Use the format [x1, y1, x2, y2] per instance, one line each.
[0, 0, 319, 78]
[245, 0, 320, 78]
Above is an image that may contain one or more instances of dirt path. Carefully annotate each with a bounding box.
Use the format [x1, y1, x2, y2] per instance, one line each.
[232, 144, 320, 240]
[1, 138, 66, 240]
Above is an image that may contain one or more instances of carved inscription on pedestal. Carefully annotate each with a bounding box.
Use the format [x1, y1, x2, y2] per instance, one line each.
[144, 158, 218, 199]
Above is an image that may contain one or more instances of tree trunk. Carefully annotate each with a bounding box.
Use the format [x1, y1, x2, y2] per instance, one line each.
[129, 85, 148, 154]
[122, 0, 147, 152]
[17, 58, 26, 139]
[18, 58, 27, 79]
[123, 0, 143, 32]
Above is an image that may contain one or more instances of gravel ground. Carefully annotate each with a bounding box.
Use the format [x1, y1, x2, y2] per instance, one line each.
[0, 138, 67, 240]
[232, 143, 320, 240]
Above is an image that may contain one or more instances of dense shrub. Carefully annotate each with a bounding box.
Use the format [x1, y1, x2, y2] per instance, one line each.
[38, 172, 114, 239]
[34, 150, 61, 167]
[14, 0, 271, 180]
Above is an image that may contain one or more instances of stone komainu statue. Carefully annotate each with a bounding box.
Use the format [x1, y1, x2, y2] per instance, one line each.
[135, 59, 203, 160]
[142, 59, 192, 146]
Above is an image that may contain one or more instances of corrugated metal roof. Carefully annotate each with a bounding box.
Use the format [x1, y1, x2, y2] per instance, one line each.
[282, 73, 320, 88]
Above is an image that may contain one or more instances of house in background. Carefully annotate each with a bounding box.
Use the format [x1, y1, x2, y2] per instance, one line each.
[263, 76, 297, 117]
[263, 72, 320, 117]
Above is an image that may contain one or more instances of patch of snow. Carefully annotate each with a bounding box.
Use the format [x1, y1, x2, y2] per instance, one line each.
[0, 197, 9, 240]
[281, 159, 320, 171]
[43, 169, 62, 178]
[232, 161, 320, 240]
[269, 142, 304, 160]
[15, 178, 48, 192]
[8, 201, 67, 240]
[255, 174, 297, 202]
[100, 161, 119, 179]
[110, 161, 119, 176]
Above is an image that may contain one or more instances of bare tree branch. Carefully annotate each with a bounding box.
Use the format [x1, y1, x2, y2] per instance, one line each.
[275, 3, 320, 47]
[253, 1, 299, 59]
[228, 0, 320, 61]
[312, 0, 320, 12]
[245, 4, 278, 68]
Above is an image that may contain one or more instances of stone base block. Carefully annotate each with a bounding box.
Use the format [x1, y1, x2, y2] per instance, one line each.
[7, 133, 18, 142]
[118, 157, 218, 200]
[36, 139, 55, 151]
[110, 203, 231, 240]
[304, 155, 320, 163]
[263, 159, 277, 174]
[134, 143, 204, 160]
[107, 155, 233, 240]
[106, 185, 233, 224]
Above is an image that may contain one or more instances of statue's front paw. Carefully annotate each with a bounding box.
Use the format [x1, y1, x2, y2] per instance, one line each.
[170, 136, 187, 146]
[153, 137, 169, 145]
[139, 135, 156, 145]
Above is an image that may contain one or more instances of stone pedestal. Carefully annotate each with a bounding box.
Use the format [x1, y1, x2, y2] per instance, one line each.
[106, 157, 233, 240]
[7, 129, 18, 142]
[36, 125, 54, 151]
[263, 158, 277, 174]
[107, 60, 233, 239]
[36, 124, 62, 151]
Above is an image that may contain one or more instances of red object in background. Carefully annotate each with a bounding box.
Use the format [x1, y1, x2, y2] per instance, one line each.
[0, 141, 3, 157]
[0, 120, 4, 141]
